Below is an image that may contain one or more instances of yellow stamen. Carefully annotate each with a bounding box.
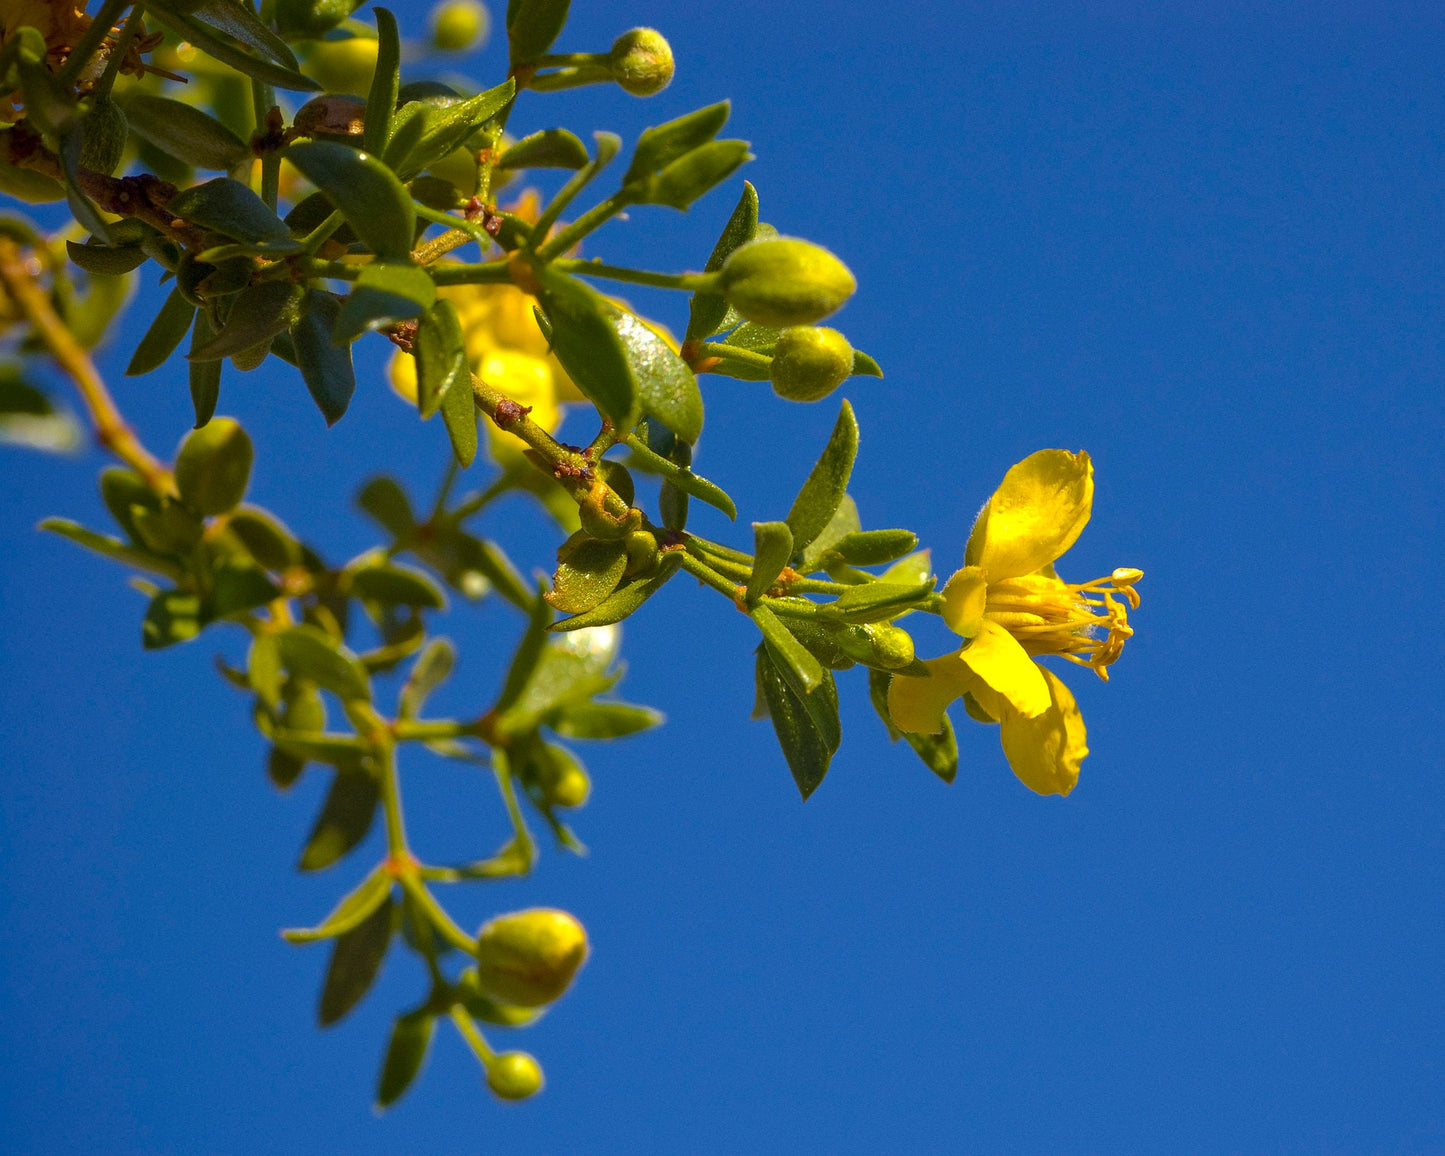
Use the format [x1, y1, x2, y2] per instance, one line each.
[984, 568, 1142, 680]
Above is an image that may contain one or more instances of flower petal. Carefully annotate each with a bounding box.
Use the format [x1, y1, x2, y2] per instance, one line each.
[940, 566, 988, 639]
[964, 450, 1094, 581]
[997, 666, 1088, 796]
[887, 653, 975, 735]
[957, 620, 1051, 718]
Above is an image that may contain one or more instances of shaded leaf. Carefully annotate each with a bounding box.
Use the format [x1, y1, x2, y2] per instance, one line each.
[291, 289, 356, 425]
[375, 1009, 435, 1109]
[285, 140, 415, 262]
[319, 894, 394, 1026]
[127, 288, 196, 376]
[333, 262, 435, 344]
[298, 769, 380, 871]
[746, 521, 793, 603]
[786, 399, 858, 555]
[755, 646, 838, 800]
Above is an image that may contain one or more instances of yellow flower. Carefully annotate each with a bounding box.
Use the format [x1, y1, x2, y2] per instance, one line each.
[888, 449, 1142, 797]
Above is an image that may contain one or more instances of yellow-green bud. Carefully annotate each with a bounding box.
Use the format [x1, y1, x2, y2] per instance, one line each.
[624, 529, 660, 577]
[487, 1051, 544, 1100]
[864, 623, 915, 669]
[473, 908, 589, 1007]
[304, 37, 380, 97]
[539, 746, 591, 809]
[769, 326, 854, 402]
[609, 28, 674, 96]
[79, 98, 128, 176]
[718, 238, 856, 328]
[431, 0, 489, 52]
[174, 417, 253, 516]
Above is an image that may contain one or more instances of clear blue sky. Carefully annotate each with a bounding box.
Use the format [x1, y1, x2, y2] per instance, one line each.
[3, 2, 1442, 1151]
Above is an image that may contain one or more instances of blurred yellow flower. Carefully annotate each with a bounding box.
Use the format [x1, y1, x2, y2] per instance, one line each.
[888, 449, 1141, 797]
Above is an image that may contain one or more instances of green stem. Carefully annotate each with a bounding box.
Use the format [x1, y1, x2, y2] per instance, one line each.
[251, 79, 279, 211]
[392, 719, 479, 743]
[428, 260, 516, 287]
[469, 372, 589, 486]
[532, 52, 610, 69]
[530, 148, 617, 248]
[788, 578, 855, 595]
[298, 209, 346, 256]
[677, 550, 745, 601]
[414, 204, 493, 250]
[553, 257, 718, 293]
[399, 874, 477, 954]
[699, 341, 772, 370]
[526, 63, 614, 93]
[536, 194, 632, 262]
[91, 2, 144, 100]
[429, 457, 460, 523]
[683, 533, 755, 567]
[447, 474, 512, 523]
[55, 0, 129, 89]
[374, 736, 408, 855]
[448, 1006, 496, 1064]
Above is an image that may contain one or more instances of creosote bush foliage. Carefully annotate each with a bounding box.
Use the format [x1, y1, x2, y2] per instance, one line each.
[0, 0, 1144, 1109]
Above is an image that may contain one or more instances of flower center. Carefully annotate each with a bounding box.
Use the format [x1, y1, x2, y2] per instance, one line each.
[985, 568, 1142, 680]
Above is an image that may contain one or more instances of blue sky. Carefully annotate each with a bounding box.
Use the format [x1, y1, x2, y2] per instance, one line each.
[2, 2, 1442, 1151]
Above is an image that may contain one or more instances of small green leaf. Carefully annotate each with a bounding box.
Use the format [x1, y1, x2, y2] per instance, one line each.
[168, 178, 292, 245]
[227, 507, 301, 571]
[290, 289, 356, 425]
[786, 400, 859, 554]
[272, 730, 370, 768]
[535, 267, 637, 426]
[348, 561, 447, 609]
[399, 638, 455, 718]
[276, 624, 372, 703]
[624, 102, 729, 183]
[121, 93, 250, 172]
[185, 0, 302, 70]
[282, 865, 391, 943]
[643, 139, 751, 211]
[852, 349, 883, 377]
[548, 536, 628, 614]
[333, 262, 436, 344]
[188, 281, 302, 362]
[387, 79, 516, 181]
[499, 128, 589, 170]
[608, 307, 702, 443]
[439, 356, 477, 466]
[175, 417, 253, 515]
[127, 288, 196, 377]
[375, 1009, 435, 1109]
[549, 701, 662, 739]
[298, 769, 381, 871]
[141, 590, 204, 649]
[685, 180, 759, 343]
[502, 618, 624, 730]
[413, 299, 467, 419]
[751, 603, 825, 695]
[495, 588, 554, 714]
[818, 578, 936, 625]
[746, 521, 794, 603]
[40, 518, 179, 578]
[623, 436, 736, 520]
[549, 551, 683, 632]
[755, 646, 838, 801]
[364, 8, 401, 156]
[146, 4, 321, 91]
[826, 529, 919, 567]
[274, 0, 366, 38]
[65, 240, 147, 276]
[319, 894, 394, 1026]
[506, 0, 570, 65]
[211, 561, 280, 617]
[356, 476, 416, 539]
[286, 140, 415, 262]
[799, 495, 862, 574]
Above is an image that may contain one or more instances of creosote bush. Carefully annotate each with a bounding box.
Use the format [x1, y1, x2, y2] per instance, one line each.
[0, 0, 1144, 1110]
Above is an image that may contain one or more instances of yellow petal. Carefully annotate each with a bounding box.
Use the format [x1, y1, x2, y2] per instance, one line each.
[478, 350, 559, 461]
[887, 653, 975, 735]
[964, 449, 1094, 581]
[388, 348, 419, 405]
[940, 566, 987, 639]
[997, 666, 1088, 796]
[956, 620, 1051, 718]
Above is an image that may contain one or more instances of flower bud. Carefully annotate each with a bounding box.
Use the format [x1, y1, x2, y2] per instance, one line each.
[79, 98, 128, 176]
[608, 28, 674, 96]
[487, 1051, 543, 1100]
[473, 908, 588, 1007]
[863, 623, 915, 669]
[769, 326, 853, 402]
[174, 417, 253, 516]
[538, 744, 591, 809]
[304, 37, 380, 97]
[718, 239, 856, 328]
[431, 0, 489, 52]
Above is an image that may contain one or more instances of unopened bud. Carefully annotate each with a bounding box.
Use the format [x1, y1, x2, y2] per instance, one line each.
[609, 27, 674, 96]
[487, 1051, 543, 1100]
[863, 623, 915, 669]
[79, 98, 128, 176]
[304, 37, 380, 97]
[538, 744, 591, 808]
[473, 908, 588, 1007]
[174, 417, 253, 515]
[769, 326, 853, 402]
[431, 0, 489, 52]
[624, 529, 660, 577]
[718, 238, 856, 328]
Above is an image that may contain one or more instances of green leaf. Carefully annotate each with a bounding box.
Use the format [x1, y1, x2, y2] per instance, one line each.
[364, 8, 400, 156]
[276, 624, 372, 703]
[852, 349, 883, 378]
[248, 633, 283, 708]
[142, 590, 204, 649]
[746, 521, 794, 603]
[643, 139, 751, 211]
[285, 140, 415, 262]
[502, 618, 623, 730]
[227, 507, 301, 571]
[211, 561, 280, 617]
[798, 494, 861, 574]
[290, 289, 356, 425]
[439, 355, 477, 466]
[495, 587, 554, 714]
[549, 550, 683, 631]
[506, 0, 570, 65]
[282, 865, 391, 943]
[499, 128, 589, 170]
[175, 416, 253, 515]
[826, 529, 919, 567]
[65, 239, 147, 276]
[623, 435, 736, 520]
[333, 262, 436, 344]
[274, 0, 367, 38]
[535, 267, 637, 426]
[272, 730, 370, 768]
[549, 701, 662, 739]
[751, 603, 825, 695]
[131, 499, 202, 556]
[298, 769, 381, 871]
[868, 669, 957, 783]
[349, 561, 447, 610]
[685, 180, 759, 344]
[547, 536, 627, 614]
[170, 178, 293, 246]
[319, 894, 394, 1026]
[127, 288, 196, 377]
[375, 1009, 435, 1109]
[755, 646, 839, 801]
[820, 578, 935, 625]
[0, 369, 80, 452]
[39, 518, 180, 579]
[387, 80, 516, 181]
[146, 5, 321, 91]
[356, 476, 416, 539]
[121, 94, 250, 172]
[413, 299, 467, 419]
[399, 638, 455, 719]
[624, 102, 730, 184]
[609, 307, 702, 443]
[786, 399, 858, 555]
[189, 281, 303, 362]
[99, 467, 160, 541]
[267, 678, 326, 789]
[189, 312, 222, 427]
[184, 0, 302, 70]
